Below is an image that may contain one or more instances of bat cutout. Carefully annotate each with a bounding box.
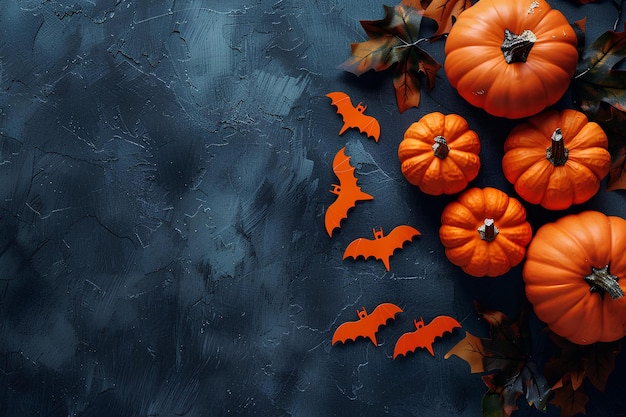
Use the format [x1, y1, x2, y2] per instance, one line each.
[343, 225, 421, 271]
[332, 303, 403, 346]
[326, 91, 381, 142]
[393, 316, 462, 359]
[325, 147, 374, 237]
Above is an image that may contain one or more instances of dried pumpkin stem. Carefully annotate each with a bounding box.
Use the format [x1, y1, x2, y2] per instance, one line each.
[501, 29, 537, 64]
[546, 128, 568, 166]
[584, 264, 624, 300]
[478, 218, 499, 242]
[432, 136, 450, 159]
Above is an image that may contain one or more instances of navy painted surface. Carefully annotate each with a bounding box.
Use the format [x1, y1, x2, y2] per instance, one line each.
[0, 1, 624, 416]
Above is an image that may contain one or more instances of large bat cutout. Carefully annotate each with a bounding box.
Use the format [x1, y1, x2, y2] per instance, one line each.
[332, 303, 403, 346]
[326, 92, 381, 142]
[343, 225, 420, 271]
[325, 147, 374, 237]
[393, 316, 462, 359]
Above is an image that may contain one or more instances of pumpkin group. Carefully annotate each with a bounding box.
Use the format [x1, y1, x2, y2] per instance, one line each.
[523, 211, 626, 345]
[444, 0, 578, 119]
[502, 109, 610, 210]
[398, 112, 481, 195]
[439, 187, 532, 277]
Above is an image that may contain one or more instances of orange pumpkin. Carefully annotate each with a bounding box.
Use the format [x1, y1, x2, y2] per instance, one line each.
[398, 112, 480, 195]
[444, 0, 578, 119]
[523, 211, 626, 345]
[502, 109, 610, 210]
[439, 187, 532, 277]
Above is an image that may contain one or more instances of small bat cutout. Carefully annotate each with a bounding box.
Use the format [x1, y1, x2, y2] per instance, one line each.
[343, 225, 421, 271]
[332, 303, 403, 346]
[326, 92, 381, 142]
[325, 147, 374, 237]
[393, 315, 462, 359]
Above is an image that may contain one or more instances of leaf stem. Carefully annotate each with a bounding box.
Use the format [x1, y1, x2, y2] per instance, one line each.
[612, 0, 623, 31]
[393, 37, 430, 49]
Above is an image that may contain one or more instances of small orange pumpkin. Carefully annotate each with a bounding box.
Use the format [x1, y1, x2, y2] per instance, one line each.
[398, 112, 480, 195]
[439, 187, 532, 277]
[523, 211, 626, 345]
[502, 109, 610, 210]
[444, 0, 578, 119]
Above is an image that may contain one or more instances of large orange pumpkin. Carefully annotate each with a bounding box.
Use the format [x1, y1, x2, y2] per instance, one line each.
[444, 0, 578, 119]
[523, 211, 626, 345]
[439, 187, 532, 277]
[398, 112, 480, 195]
[502, 109, 610, 210]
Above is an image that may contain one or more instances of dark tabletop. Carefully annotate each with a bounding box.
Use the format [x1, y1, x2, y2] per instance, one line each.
[0, 1, 625, 416]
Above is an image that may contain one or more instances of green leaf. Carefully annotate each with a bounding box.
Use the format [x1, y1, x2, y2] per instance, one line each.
[482, 391, 504, 417]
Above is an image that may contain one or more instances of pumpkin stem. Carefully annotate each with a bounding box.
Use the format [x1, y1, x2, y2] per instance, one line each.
[546, 128, 569, 166]
[501, 29, 537, 64]
[584, 264, 624, 300]
[432, 136, 450, 159]
[478, 218, 499, 242]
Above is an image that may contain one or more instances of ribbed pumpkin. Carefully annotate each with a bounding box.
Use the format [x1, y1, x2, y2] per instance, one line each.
[523, 211, 626, 345]
[444, 0, 578, 119]
[398, 112, 480, 195]
[439, 187, 532, 277]
[502, 109, 610, 210]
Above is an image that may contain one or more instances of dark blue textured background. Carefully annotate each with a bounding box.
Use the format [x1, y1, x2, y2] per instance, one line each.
[0, 1, 624, 416]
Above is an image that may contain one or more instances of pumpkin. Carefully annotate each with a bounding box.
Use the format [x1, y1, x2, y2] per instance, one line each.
[523, 211, 626, 345]
[439, 187, 532, 277]
[502, 109, 610, 210]
[398, 112, 481, 195]
[444, 0, 578, 119]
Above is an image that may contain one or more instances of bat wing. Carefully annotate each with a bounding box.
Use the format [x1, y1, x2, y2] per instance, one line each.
[332, 319, 378, 346]
[343, 225, 421, 271]
[393, 329, 424, 359]
[332, 303, 403, 346]
[369, 303, 403, 328]
[325, 148, 373, 237]
[394, 316, 461, 358]
[326, 91, 380, 142]
[343, 236, 387, 269]
[358, 115, 380, 142]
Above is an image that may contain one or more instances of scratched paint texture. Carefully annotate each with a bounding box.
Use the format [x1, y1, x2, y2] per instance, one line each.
[0, 1, 624, 416]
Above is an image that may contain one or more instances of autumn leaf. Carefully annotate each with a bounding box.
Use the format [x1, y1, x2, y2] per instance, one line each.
[423, 0, 472, 38]
[572, 22, 626, 189]
[573, 22, 626, 116]
[444, 331, 487, 373]
[445, 303, 550, 417]
[544, 333, 620, 417]
[339, 0, 441, 112]
[550, 377, 590, 417]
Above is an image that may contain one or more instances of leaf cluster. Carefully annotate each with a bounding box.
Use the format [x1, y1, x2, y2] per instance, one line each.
[445, 302, 621, 417]
[572, 22, 626, 190]
[445, 303, 550, 417]
[339, 0, 470, 112]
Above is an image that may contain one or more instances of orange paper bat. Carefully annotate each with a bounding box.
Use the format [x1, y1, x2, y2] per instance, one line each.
[326, 92, 380, 142]
[393, 316, 462, 359]
[325, 147, 374, 237]
[332, 303, 403, 346]
[343, 225, 420, 271]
